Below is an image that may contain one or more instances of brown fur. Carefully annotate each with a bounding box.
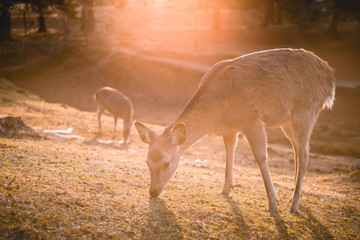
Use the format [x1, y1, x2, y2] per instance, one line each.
[135, 48, 336, 213]
[94, 87, 134, 143]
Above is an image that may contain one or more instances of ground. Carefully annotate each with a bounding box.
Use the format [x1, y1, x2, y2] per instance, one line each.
[1, 4, 360, 239]
[0, 78, 359, 239]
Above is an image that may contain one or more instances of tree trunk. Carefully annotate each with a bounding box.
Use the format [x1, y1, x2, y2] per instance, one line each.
[38, 13, 46, 33]
[212, 6, 221, 30]
[23, 10, 27, 36]
[298, 0, 307, 47]
[87, 4, 95, 32]
[262, 0, 274, 27]
[328, 11, 339, 38]
[80, 5, 86, 31]
[81, 0, 95, 32]
[0, 7, 11, 41]
[274, 0, 282, 25]
[328, 0, 341, 38]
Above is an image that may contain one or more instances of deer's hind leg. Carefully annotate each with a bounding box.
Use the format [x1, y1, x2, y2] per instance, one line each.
[113, 116, 118, 140]
[122, 118, 132, 144]
[221, 132, 238, 195]
[243, 120, 277, 213]
[286, 109, 318, 213]
[97, 105, 105, 136]
[281, 122, 299, 184]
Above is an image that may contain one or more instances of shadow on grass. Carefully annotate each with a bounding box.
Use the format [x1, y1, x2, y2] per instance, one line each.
[141, 198, 183, 240]
[298, 206, 334, 239]
[271, 206, 334, 239]
[82, 138, 129, 150]
[271, 212, 292, 239]
[222, 195, 250, 239]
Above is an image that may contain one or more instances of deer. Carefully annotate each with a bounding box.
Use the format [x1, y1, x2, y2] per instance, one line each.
[134, 48, 335, 213]
[93, 87, 134, 144]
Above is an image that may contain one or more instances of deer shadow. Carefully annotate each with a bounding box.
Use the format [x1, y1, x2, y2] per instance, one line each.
[141, 198, 183, 240]
[271, 205, 334, 239]
[271, 211, 292, 239]
[297, 206, 334, 239]
[82, 138, 129, 150]
[222, 195, 250, 239]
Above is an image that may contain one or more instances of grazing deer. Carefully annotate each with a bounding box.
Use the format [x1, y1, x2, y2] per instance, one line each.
[135, 48, 335, 213]
[94, 87, 134, 144]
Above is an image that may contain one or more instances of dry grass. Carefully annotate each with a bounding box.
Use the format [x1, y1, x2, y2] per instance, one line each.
[2, 5, 360, 239]
[1, 79, 359, 239]
[6, 41, 360, 158]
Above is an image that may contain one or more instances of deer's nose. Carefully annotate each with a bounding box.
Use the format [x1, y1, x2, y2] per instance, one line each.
[149, 189, 159, 198]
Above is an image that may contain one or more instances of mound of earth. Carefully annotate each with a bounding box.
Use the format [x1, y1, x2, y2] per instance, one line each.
[0, 116, 43, 140]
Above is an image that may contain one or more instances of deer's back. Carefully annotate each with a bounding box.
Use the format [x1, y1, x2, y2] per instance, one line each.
[183, 48, 335, 128]
[94, 87, 133, 118]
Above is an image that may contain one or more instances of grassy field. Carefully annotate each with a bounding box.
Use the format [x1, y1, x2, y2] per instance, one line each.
[1, 5, 360, 239]
[1, 78, 359, 239]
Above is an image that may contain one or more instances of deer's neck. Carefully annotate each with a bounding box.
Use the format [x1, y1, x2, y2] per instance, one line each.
[174, 109, 216, 153]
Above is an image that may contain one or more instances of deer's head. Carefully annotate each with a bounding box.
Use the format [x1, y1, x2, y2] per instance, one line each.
[134, 121, 186, 197]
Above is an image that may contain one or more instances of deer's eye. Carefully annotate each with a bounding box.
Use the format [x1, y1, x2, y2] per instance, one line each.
[163, 162, 170, 169]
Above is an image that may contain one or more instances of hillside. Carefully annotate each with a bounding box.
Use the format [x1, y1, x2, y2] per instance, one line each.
[4, 43, 360, 158]
[0, 77, 359, 239]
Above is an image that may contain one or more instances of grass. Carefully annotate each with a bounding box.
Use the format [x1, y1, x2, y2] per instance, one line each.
[1, 78, 359, 239]
[5, 40, 360, 158]
[2, 6, 360, 238]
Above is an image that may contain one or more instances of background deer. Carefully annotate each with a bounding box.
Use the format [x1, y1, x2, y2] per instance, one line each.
[94, 87, 134, 144]
[135, 48, 335, 213]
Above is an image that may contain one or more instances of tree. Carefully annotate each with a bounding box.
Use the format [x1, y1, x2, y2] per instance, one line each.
[0, 0, 74, 41]
[167, 0, 235, 31]
[212, 0, 221, 30]
[0, 0, 33, 41]
[273, 0, 325, 45]
[80, 0, 95, 32]
[0, 1, 12, 41]
[262, 0, 283, 27]
[211, 0, 262, 30]
[30, 0, 75, 33]
[30, 0, 49, 32]
[328, 0, 360, 37]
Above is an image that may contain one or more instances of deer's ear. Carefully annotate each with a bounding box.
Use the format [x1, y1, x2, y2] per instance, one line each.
[170, 123, 186, 146]
[134, 121, 154, 145]
[224, 65, 236, 79]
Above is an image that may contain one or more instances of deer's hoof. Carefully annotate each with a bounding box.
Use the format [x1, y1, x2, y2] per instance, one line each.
[268, 209, 277, 214]
[289, 207, 299, 214]
[268, 205, 278, 214]
[221, 188, 230, 196]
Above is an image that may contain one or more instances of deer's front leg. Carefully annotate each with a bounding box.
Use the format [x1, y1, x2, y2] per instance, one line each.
[244, 121, 277, 213]
[221, 133, 238, 195]
[113, 116, 118, 140]
[97, 105, 105, 136]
